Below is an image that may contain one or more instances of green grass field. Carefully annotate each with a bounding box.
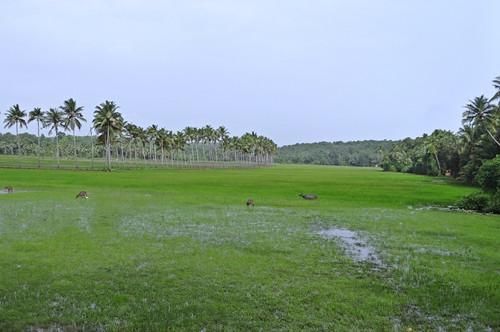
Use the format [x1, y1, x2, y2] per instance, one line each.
[0, 165, 498, 331]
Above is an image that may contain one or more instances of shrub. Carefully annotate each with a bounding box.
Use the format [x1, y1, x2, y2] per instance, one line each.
[486, 192, 500, 214]
[476, 156, 500, 193]
[456, 192, 490, 212]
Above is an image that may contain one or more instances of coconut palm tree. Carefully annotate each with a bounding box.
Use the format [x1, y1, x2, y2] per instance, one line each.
[89, 126, 96, 169]
[164, 130, 176, 165]
[201, 125, 215, 162]
[3, 104, 28, 156]
[491, 76, 500, 104]
[463, 95, 500, 146]
[28, 107, 45, 167]
[263, 137, 278, 164]
[136, 126, 147, 163]
[425, 136, 442, 175]
[227, 136, 241, 164]
[124, 123, 139, 161]
[44, 108, 64, 167]
[61, 98, 86, 165]
[156, 128, 174, 165]
[491, 77, 500, 142]
[174, 131, 188, 167]
[146, 125, 159, 161]
[93, 100, 124, 171]
[183, 126, 197, 166]
[217, 126, 229, 163]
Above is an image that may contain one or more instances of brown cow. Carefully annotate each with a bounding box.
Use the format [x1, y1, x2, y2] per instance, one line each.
[246, 198, 255, 207]
[4, 186, 13, 193]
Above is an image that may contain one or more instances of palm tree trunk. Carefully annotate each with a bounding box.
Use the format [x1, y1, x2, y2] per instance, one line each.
[37, 120, 41, 168]
[107, 125, 111, 171]
[128, 141, 133, 163]
[195, 143, 200, 166]
[16, 123, 20, 156]
[73, 128, 78, 168]
[142, 144, 146, 166]
[486, 128, 500, 147]
[201, 143, 206, 165]
[190, 143, 194, 168]
[90, 128, 94, 170]
[161, 144, 164, 165]
[55, 129, 60, 168]
[434, 152, 441, 175]
[214, 143, 218, 165]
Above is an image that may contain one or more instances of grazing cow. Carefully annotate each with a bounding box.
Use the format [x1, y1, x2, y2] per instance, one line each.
[4, 186, 13, 193]
[299, 193, 318, 200]
[246, 199, 255, 207]
[75, 191, 88, 199]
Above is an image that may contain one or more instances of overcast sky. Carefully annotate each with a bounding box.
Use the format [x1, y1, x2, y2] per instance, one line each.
[1, 1, 499, 146]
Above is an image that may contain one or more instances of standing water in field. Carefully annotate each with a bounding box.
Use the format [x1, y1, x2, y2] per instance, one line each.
[318, 228, 383, 267]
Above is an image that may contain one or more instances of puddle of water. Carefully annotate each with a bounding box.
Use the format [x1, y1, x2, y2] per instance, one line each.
[318, 227, 383, 266]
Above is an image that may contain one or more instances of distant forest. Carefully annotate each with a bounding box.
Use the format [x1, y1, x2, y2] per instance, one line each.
[276, 140, 396, 167]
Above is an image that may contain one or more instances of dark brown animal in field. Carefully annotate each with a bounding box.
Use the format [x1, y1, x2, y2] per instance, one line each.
[299, 193, 318, 200]
[75, 191, 88, 199]
[246, 199, 255, 207]
[4, 186, 13, 193]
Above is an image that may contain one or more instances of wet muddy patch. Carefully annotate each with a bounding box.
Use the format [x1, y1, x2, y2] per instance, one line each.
[409, 205, 479, 214]
[0, 200, 95, 236]
[317, 227, 383, 267]
[0, 190, 33, 195]
[118, 207, 306, 247]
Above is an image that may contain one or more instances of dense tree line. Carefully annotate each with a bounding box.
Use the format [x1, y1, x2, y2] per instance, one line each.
[276, 140, 396, 167]
[455, 156, 500, 213]
[381, 130, 462, 177]
[1, 99, 277, 170]
[382, 76, 500, 213]
[382, 76, 500, 183]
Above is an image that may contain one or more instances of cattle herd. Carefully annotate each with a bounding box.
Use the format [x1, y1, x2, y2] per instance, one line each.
[3, 186, 318, 206]
[246, 193, 318, 207]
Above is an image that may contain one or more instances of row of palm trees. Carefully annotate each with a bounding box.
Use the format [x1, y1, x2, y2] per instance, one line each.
[2, 99, 278, 170]
[3, 99, 86, 167]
